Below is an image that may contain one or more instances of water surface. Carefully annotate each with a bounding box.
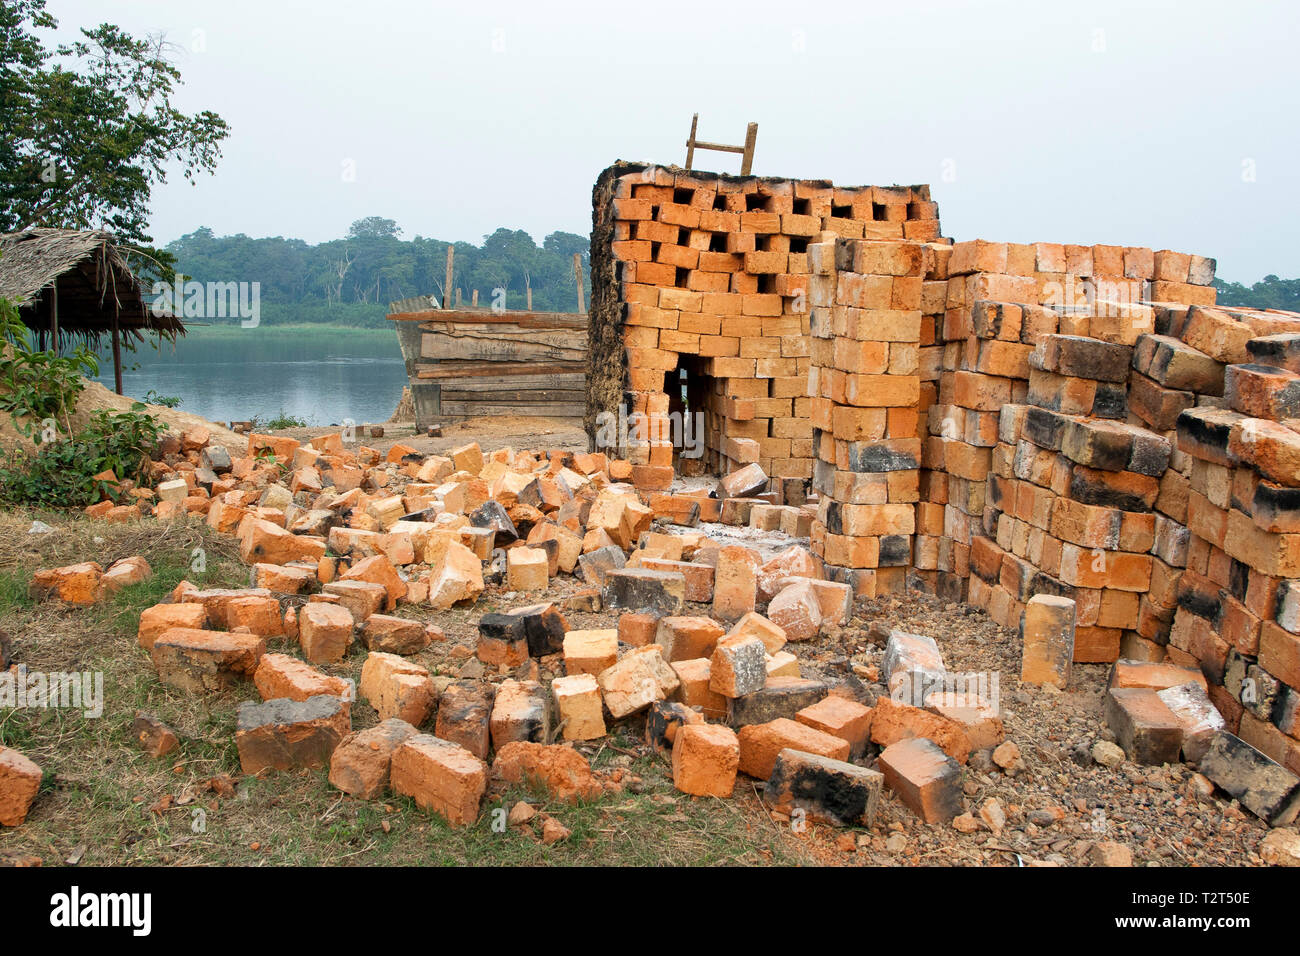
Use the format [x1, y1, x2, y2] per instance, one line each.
[94, 327, 406, 427]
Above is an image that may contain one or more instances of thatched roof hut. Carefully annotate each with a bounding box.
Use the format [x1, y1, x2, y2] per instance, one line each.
[0, 228, 185, 393]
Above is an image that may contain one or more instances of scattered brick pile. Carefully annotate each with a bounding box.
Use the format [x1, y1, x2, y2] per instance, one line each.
[11, 428, 969, 832]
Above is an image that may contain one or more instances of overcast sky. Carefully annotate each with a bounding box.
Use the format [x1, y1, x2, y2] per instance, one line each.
[47, 0, 1298, 282]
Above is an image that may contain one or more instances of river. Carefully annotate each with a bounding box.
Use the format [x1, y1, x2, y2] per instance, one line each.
[92, 326, 407, 427]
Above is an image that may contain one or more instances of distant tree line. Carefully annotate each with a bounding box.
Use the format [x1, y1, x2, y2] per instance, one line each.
[1214, 275, 1300, 313]
[164, 218, 591, 326]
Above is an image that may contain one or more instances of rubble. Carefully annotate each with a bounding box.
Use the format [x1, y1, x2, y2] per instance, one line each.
[390, 734, 487, 827]
[0, 746, 42, 826]
[671, 723, 740, 797]
[328, 719, 418, 799]
[490, 741, 603, 802]
[131, 712, 180, 758]
[235, 695, 351, 774]
[765, 748, 884, 827]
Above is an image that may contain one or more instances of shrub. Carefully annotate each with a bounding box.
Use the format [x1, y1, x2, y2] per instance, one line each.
[0, 404, 165, 508]
[252, 409, 308, 430]
[0, 295, 99, 437]
[143, 389, 183, 408]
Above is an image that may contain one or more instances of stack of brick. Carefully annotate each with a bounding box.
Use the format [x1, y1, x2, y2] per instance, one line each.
[957, 245, 1223, 663]
[1171, 315, 1300, 776]
[589, 162, 941, 492]
[978, 398, 1173, 663]
[927, 241, 1046, 598]
[913, 244, 952, 590]
[805, 235, 930, 597]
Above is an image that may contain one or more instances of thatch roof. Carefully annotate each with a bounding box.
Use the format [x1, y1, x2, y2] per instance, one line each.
[0, 228, 185, 347]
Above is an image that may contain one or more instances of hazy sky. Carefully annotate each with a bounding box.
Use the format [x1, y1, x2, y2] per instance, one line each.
[46, 0, 1299, 282]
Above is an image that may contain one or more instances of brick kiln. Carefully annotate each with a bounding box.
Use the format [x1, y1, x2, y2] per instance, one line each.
[586, 162, 941, 491]
[588, 159, 1300, 776]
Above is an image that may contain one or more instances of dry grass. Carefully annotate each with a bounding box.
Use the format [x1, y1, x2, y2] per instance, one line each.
[0, 508, 815, 867]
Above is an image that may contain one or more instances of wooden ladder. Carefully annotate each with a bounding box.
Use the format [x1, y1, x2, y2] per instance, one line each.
[685, 113, 758, 175]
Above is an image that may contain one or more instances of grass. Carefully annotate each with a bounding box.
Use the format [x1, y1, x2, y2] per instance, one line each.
[251, 410, 310, 431]
[0, 508, 818, 867]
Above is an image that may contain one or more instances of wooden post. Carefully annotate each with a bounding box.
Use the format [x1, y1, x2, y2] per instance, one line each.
[526, 283, 532, 311]
[455, 288, 461, 307]
[472, 289, 479, 308]
[740, 122, 758, 175]
[49, 281, 59, 356]
[111, 300, 123, 395]
[443, 246, 454, 309]
[685, 113, 699, 170]
[573, 253, 586, 313]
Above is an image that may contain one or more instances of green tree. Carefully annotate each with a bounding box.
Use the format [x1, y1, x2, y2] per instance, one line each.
[1214, 275, 1300, 312]
[163, 221, 595, 324]
[0, 0, 229, 278]
[347, 216, 402, 240]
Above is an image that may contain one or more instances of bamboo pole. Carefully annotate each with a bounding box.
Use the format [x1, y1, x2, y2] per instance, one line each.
[443, 246, 454, 309]
[574, 253, 586, 313]
[49, 281, 59, 356]
[112, 298, 123, 394]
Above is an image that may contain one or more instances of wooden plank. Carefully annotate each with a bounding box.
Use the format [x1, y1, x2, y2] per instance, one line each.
[417, 325, 586, 344]
[436, 373, 585, 391]
[389, 308, 587, 330]
[415, 361, 584, 380]
[442, 380, 585, 395]
[443, 389, 584, 403]
[419, 330, 585, 363]
[440, 401, 585, 418]
[692, 140, 745, 154]
[417, 322, 587, 345]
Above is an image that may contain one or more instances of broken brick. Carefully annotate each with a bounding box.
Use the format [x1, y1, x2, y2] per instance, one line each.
[390, 734, 487, 827]
[672, 723, 740, 797]
[235, 695, 351, 774]
[765, 748, 884, 827]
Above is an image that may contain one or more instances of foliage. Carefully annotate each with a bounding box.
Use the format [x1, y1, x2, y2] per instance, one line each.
[164, 222, 592, 325]
[1214, 275, 1300, 313]
[0, 291, 97, 435]
[251, 409, 308, 430]
[0, 0, 230, 281]
[142, 388, 181, 408]
[347, 216, 401, 240]
[0, 402, 164, 507]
